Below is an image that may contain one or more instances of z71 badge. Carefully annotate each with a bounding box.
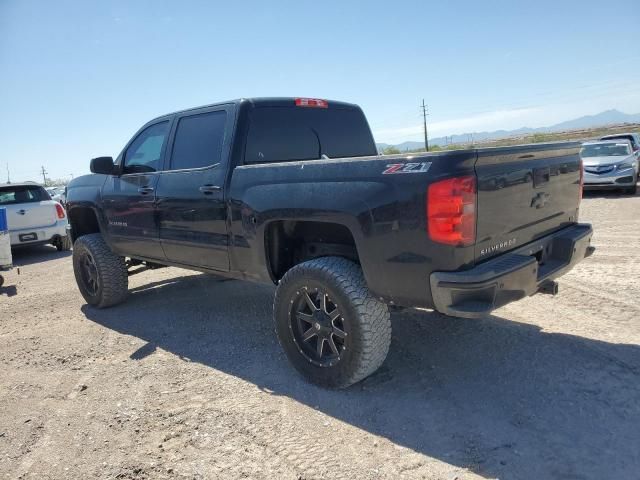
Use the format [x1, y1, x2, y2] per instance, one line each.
[382, 162, 432, 175]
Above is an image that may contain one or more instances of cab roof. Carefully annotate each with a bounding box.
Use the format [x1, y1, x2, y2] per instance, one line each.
[601, 133, 639, 138]
[582, 139, 632, 146]
[0, 181, 41, 188]
[148, 97, 360, 123]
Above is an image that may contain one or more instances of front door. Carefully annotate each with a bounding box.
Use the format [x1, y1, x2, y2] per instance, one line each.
[101, 120, 171, 260]
[156, 107, 231, 270]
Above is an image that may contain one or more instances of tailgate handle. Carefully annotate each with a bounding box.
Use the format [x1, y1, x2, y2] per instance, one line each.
[533, 167, 550, 187]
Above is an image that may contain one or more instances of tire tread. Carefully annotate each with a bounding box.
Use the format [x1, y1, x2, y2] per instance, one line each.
[73, 233, 128, 308]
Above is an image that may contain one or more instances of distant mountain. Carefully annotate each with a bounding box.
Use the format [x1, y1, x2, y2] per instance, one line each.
[548, 109, 640, 131]
[377, 109, 640, 151]
[376, 141, 425, 151]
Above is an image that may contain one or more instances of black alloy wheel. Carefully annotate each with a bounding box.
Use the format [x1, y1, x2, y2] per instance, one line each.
[79, 250, 99, 296]
[290, 287, 348, 367]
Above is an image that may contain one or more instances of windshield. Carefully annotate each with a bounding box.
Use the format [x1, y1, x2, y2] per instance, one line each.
[0, 185, 50, 205]
[580, 143, 631, 157]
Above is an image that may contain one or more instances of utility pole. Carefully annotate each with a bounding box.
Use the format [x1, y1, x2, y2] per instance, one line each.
[5, 163, 9, 184]
[40, 166, 48, 186]
[420, 99, 429, 152]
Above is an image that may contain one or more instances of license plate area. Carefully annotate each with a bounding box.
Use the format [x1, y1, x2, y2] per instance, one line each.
[19, 232, 37, 242]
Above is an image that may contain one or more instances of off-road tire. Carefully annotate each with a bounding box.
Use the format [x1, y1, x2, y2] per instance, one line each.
[274, 256, 391, 389]
[73, 233, 128, 308]
[55, 235, 72, 251]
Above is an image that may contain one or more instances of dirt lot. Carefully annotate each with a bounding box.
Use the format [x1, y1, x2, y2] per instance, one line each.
[1, 192, 639, 480]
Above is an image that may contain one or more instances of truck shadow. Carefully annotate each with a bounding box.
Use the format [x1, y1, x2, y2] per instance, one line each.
[10, 245, 71, 266]
[81, 273, 640, 480]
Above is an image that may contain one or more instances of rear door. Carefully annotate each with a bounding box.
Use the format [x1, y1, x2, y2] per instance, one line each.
[155, 105, 232, 270]
[474, 143, 582, 261]
[101, 120, 171, 260]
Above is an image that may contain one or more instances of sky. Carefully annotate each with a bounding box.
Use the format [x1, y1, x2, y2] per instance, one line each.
[1, 0, 639, 182]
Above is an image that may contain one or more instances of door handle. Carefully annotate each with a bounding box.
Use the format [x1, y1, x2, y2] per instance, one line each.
[17, 209, 26, 215]
[199, 185, 221, 195]
[138, 186, 154, 195]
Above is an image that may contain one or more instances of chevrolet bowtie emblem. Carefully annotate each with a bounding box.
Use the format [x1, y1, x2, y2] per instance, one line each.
[531, 192, 551, 209]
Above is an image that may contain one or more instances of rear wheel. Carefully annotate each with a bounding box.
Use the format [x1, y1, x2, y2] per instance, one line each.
[274, 257, 391, 389]
[72, 234, 128, 308]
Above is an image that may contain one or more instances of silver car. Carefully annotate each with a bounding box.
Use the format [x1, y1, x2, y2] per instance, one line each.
[581, 140, 638, 194]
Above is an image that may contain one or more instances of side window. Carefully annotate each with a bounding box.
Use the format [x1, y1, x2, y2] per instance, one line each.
[123, 121, 170, 173]
[170, 111, 227, 170]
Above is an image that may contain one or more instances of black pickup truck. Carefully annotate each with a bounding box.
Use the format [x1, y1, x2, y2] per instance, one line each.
[66, 97, 594, 388]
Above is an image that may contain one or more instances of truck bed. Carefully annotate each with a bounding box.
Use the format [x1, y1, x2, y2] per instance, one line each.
[228, 142, 584, 309]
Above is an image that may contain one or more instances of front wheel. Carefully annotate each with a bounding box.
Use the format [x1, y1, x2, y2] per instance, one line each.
[274, 257, 391, 389]
[72, 233, 128, 308]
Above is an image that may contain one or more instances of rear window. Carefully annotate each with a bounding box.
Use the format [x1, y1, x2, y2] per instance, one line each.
[0, 186, 50, 205]
[244, 106, 377, 163]
[602, 135, 637, 148]
[581, 143, 631, 157]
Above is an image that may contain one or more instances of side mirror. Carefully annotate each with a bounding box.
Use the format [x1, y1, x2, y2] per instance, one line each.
[90, 156, 115, 175]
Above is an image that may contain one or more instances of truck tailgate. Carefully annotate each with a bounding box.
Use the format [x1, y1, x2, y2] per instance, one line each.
[474, 143, 582, 261]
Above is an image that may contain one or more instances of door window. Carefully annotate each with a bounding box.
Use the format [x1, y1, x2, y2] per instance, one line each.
[169, 111, 227, 170]
[123, 121, 170, 173]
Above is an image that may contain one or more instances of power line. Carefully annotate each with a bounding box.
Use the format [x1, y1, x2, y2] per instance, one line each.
[420, 99, 429, 152]
[40, 166, 48, 186]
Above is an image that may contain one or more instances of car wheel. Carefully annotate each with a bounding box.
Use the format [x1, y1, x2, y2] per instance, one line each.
[0, 275, 4, 288]
[55, 235, 72, 251]
[72, 233, 128, 308]
[274, 256, 391, 389]
[628, 181, 638, 195]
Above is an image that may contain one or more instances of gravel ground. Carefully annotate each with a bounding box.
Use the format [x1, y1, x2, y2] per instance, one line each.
[1, 191, 639, 480]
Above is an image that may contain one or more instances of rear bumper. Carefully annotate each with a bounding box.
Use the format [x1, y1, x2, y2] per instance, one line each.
[429, 223, 594, 319]
[9, 221, 68, 247]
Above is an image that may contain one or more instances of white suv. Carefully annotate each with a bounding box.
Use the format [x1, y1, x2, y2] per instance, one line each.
[0, 182, 71, 250]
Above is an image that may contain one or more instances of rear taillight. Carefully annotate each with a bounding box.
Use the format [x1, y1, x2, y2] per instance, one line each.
[427, 175, 476, 246]
[579, 158, 584, 201]
[55, 203, 66, 219]
[294, 98, 328, 108]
